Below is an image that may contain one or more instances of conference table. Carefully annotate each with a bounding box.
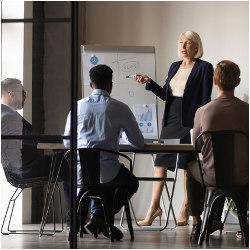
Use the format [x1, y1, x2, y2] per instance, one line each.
[37, 142, 195, 235]
[119, 143, 195, 153]
[37, 142, 195, 153]
[2, 134, 196, 248]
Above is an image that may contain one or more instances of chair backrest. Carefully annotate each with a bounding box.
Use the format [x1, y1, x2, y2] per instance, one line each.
[1, 155, 20, 188]
[1, 153, 49, 189]
[195, 130, 249, 188]
[78, 148, 101, 187]
[78, 148, 132, 188]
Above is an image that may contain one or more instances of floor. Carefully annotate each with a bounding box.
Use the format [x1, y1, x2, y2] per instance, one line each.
[1, 220, 247, 249]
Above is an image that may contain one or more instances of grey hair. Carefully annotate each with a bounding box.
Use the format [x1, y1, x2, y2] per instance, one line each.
[1, 78, 22, 94]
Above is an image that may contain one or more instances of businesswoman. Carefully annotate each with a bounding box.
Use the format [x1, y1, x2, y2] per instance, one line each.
[133, 30, 214, 226]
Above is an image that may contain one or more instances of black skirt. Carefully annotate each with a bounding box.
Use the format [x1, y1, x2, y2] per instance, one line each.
[154, 96, 196, 171]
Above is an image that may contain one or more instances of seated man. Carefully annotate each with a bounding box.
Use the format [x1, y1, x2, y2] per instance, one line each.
[1, 78, 70, 227]
[64, 64, 144, 240]
[186, 60, 249, 240]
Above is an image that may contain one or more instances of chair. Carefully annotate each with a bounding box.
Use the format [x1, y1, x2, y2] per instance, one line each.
[120, 152, 179, 231]
[194, 130, 249, 246]
[1, 154, 64, 236]
[76, 148, 134, 242]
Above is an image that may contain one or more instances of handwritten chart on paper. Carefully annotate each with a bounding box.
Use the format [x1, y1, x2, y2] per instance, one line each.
[133, 104, 158, 138]
[81, 45, 158, 138]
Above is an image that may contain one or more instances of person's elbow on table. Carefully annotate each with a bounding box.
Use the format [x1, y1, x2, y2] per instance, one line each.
[129, 135, 144, 149]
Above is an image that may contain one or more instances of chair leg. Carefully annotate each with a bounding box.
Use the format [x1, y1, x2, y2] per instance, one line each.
[198, 190, 213, 245]
[108, 208, 115, 242]
[1, 188, 21, 235]
[102, 193, 115, 242]
[68, 229, 71, 241]
[7, 197, 18, 233]
[205, 205, 216, 242]
[4, 188, 22, 234]
[2, 184, 63, 236]
[1, 200, 11, 235]
[56, 184, 64, 233]
[199, 190, 226, 245]
[124, 199, 134, 241]
[110, 222, 115, 242]
[103, 205, 114, 242]
[80, 198, 89, 237]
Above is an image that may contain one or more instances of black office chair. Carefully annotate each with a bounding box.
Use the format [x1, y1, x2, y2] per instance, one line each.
[194, 130, 249, 246]
[76, 148, 134, 242]
[1, 155, 64, 236]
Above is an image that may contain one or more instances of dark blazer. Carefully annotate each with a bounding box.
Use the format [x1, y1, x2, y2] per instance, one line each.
[1, 104, 39, 178]
[146, 59, 214, 127]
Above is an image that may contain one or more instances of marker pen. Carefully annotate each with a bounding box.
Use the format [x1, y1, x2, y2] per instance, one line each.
[125, 74, 141, 79]
[125, 75, 135, 78]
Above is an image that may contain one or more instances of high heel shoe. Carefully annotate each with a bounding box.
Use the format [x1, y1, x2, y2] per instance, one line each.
[177, 211, 189, 226]
[177, 220, 189, 226]
[177, 203, 189, 226]
[138, 208, 162, 226]
[207, 220, 224, 235]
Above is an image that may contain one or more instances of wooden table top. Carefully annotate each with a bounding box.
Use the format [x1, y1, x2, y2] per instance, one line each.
[37, 142, 195, 153]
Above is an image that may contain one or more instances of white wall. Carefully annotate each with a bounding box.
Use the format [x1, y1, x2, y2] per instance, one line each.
[1, 1, 25, 226]
[1, 1, 33, 225]
[85, 1, 249, 220]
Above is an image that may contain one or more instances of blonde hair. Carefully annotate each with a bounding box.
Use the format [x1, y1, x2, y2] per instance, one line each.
[178, 30, 203, 58]
[214, 60, 240, 91]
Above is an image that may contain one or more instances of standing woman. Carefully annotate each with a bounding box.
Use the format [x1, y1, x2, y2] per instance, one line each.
[133, 31, 213, 226]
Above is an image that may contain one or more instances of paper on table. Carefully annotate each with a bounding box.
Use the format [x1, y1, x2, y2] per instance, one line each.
[133, 104, 158, 138]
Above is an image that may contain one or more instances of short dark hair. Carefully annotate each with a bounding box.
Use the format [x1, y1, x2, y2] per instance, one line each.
[1, 78, 22, 94]
[89, 64, 113, 89]
[214, 60, 240, 91]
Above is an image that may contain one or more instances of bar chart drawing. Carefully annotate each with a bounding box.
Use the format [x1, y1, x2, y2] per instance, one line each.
[138, 109, 152, 122]
[133, 104, 158, 138]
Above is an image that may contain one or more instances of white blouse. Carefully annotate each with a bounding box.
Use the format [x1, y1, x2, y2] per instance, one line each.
[169, 68, 192, 97]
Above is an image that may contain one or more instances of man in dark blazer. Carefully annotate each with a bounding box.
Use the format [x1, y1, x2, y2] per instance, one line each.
[1, 78, 70, 227]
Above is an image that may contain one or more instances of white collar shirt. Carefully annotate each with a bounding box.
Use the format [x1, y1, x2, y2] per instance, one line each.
[64, 89, 144, 184]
